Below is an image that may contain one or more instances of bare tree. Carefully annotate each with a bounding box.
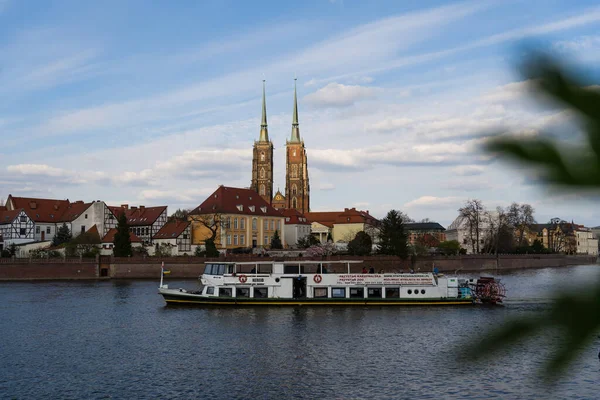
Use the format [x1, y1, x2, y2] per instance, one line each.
[189, 212, 225, 243]
[506, 202, 536, 246]
[459, 199, 484, 254]
[483, 207, 513, 254]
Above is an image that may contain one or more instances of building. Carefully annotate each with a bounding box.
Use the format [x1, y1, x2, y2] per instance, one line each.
[108, 204, 168, 245]
[189, 186, 285, 250]
[58, 200, 115, 239]
[305, 208, 379, 244]
[101, 228, 143, 255]
[250, 80, 274, 205]
[285, 79, 310, 214]
[404, 222, 446, 246]
[0, 207, 35, 246]
[153, 220, 192, 255]
[281, 209, 311, 247]
[576, 228, 598, 255]
[446, 214, 494, 254]
[249, 79, 310, 214]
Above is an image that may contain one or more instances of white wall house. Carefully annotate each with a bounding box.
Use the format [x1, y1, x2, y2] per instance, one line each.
[576, 229, 598, 255]
[281, 209, 311, 247]
[153, 221, 192, 255]
[61, 201, 116, 239]
[446, 214, 496, 254]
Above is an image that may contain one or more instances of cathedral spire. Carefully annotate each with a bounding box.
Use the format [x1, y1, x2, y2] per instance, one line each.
[259, 79, 269, 142]
[290, 78, 301, 142]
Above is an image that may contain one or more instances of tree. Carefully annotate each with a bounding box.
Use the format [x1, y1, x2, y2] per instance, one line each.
[155, 243, 172, 257]
[326, 231, 333, 242]
[416, 233, 440, 248]
[459, 199, 484, 254]
[168, 208, 191, 222]
[52, 223, 72, 247]
[467, 53, 600, 379]
[194, 246, 205, 257]
[377, 210, 408, 258]
[204, 238, 219, 257]
[506, 202, 537, 247]
[113, 213, 132, 257]
[482, 208, 514, 254]
[437, 240, 461, 255]
[271, 230, 283, 249]
[189, 212, 224, 244]
[347, 231, 372, 256]
[297, 234, 320, 249]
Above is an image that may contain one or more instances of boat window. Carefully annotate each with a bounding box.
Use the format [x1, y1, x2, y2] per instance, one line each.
[219, 288, 232, 297]
[237, 288, 250, 298]
[253, 287, 268, 298]
[367, 288, 382, 298]
[206, 287, 215, 295]
[385, 288, 400, 298]
[228, 265, 234, 274]
[407, 289, 412, 295]
[314, 288, 328, 298]
[204, 264, 214, 275]
[421, 289, 426, 295]
[331, 288, 346, 298]
[349, 288, 364, 298]
[218, 264, 226, 275]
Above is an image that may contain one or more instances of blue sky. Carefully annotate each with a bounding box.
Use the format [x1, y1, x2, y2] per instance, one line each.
[2, 0, 600, 227]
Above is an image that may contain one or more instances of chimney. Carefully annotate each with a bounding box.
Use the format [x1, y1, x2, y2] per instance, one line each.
[344, 208, 349, 212]
[366, 210, 369, 215]
[139, 205, 145, 212]
[131, 206, 138, 211]
[121, 204, 129, 210]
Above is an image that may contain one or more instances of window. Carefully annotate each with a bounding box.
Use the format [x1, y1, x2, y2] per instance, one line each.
[260, 206, 267, 213]
[314, 288, 328, 298]
[227, 235, 232, 245]
[264, 220, 268, 230]
[292, 184, 297, 195]
[249, 206, 255, 212]
[368, 288, 382, 298]
[225, 217, 231, 228]
[407, 289, 412, 295]
[264, 235, 269, 245]
[253, 287, 268, 298]
[260, 152, 265, 162]
[350, 288, 364, 298]
[332, 288, 346, 298]
[20, 215, 27, 222]
[237, 205, 243, 212]
[206, 287, 215, 295]
[292, 164, 298, 178]
[237, 288, 250, 298]
[234, 218, 238, 229]
[385, 288, 400, 298]
[260, 185, 265, 195]
[81, 226, 86, 234]
[260, 168, 265, 178]
[277, 221, 281, 231]
[219, 288, 232, 297]
[252, 218, 257, 230]
[46, 226, 51, 234]
[240, 235, 245, 245]
[292, 198, 297, 208]
[421, 289, 426, 295]
[84, 214, 88, 219]
[20, 228, 26, 236]
[293, 149, 297, 157]
[183, 234, 188, 239]
[146, 227, 150, 235]
[234, 235, 238, 245]
[36, 226, 40, 234]
[270, 220, 274, 231]
[241, 218, 246, 229]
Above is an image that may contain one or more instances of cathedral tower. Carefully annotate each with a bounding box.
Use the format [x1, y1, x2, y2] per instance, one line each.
[251, 80, 274, 204]
[285, 79, 310, 213]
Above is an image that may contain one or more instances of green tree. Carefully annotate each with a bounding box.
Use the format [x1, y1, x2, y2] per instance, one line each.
[113, 213, 132, 257]
[377, 210, 408, 258]
[204, 238, 219, 257]
[194, 246, 205, 257]
[271, 230, 283, 249]
[297, 234, 320, 249]
[168, 208, 191, 222]
[437, 240, 461, 255]
[326, 231, 333, 242]
[465, 53, 600, 380]
[52, 223, 72, 247]
[347, 231, 372, 256]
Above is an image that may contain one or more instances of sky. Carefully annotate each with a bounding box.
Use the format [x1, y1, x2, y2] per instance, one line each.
[2, 0, 600, 227]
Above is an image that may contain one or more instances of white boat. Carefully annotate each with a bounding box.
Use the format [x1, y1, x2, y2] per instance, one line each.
[158, 260, 506, 306]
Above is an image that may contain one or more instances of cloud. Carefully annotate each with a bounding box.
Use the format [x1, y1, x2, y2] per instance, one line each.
[404, 196, 464, 209]
[443, 180, 495, 192]
[304, 83, 376, 108]
[112, 170, 156, 186]
[155, 148, 251, 179]
[452, 165, 485, 176]
[370, 118, 413, 133]
[139, 188, 214, 205]
[318, 183, 336, 191]
[6, 164, 89, 185]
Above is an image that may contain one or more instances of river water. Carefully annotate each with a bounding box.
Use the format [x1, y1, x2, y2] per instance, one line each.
[1, 265, 600, 399]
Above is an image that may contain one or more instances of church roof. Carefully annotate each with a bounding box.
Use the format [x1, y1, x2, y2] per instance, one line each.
[190, 186, 283, 217]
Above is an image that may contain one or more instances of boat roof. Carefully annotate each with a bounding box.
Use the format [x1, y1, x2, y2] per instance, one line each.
[233, 260, 364, 265]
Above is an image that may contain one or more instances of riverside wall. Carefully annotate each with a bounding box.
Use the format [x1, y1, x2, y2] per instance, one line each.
[0, 254, 597, 280]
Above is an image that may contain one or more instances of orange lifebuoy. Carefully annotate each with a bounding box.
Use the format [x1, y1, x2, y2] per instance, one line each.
[314, 274, 322, 283]
[239, 275, 247, 283]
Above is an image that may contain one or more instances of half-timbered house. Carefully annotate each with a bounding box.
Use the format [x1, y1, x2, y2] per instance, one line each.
[153, 220, 192, 255]
[0, 207, 35, 246]
[108, 204, 168, 245]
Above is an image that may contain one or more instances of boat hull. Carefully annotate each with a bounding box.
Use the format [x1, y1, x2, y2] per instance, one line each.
[159, 290, 474, 306]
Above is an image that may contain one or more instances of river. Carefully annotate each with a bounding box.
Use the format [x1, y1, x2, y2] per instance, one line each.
[1, 265, 599, 399]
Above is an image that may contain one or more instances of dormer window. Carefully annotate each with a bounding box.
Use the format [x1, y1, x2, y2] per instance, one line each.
[285, 217, 290, 222]
[237, 205, 243, 212]
[249, 206, 255, 212]
[260, 206, 267, 213]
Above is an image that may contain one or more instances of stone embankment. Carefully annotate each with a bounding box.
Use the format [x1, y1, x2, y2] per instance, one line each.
[0, 254, 596, 280]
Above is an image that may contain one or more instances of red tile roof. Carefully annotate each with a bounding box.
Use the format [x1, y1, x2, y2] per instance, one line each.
[59, 201, 94, 222]
[154, 220, 190, 239]
[7, 195, 70, 223]
[108, 205, 167, 226]
[190, 186, 283, 218]
[102, 228, 142, 243]
[84, 225, 101, 242]
[281, 209, 311, 225]
[0, 208, 21, 225]
[305, 208, 379, 226]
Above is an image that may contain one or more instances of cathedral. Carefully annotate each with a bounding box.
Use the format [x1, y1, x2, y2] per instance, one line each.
[250, 79, 310, 214]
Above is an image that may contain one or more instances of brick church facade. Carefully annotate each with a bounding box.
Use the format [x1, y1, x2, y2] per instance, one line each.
[250, 79, 310, 214]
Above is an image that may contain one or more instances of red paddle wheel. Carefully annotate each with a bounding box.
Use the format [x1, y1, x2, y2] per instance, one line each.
[471, 277, 506, 304]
